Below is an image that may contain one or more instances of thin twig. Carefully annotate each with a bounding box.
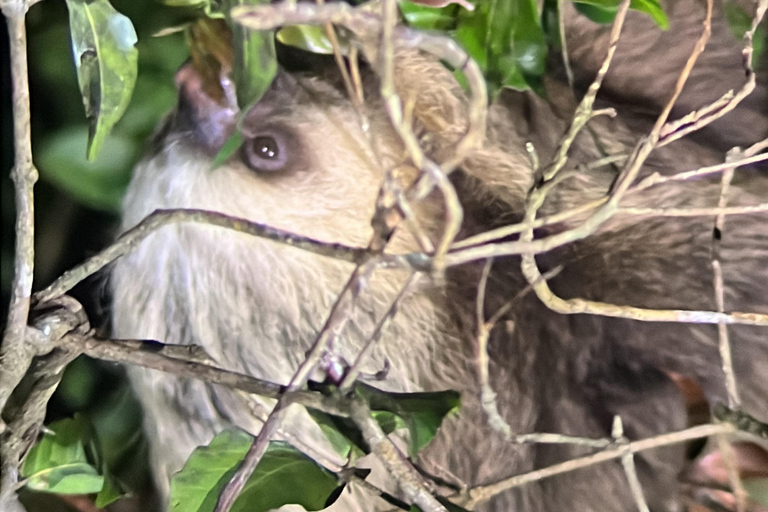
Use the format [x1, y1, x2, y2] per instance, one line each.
[213, 262, 375, 512]
[33, 208, 404, 305]
[712, 154, 740, 409]
[349, 399, 447, 512]
[339, 272, 419, 391]
[613, 416, 650, 512]
[463, 423, 737, 508]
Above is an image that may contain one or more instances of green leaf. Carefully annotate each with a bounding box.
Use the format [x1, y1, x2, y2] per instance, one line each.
[66, 0, 139, 161]
[308, 410, 364, 459]
[400, 1, 461, 31]
[94, 471, 124, 508]
[24, 463, 105, 495]
[573, 2, 619, 24]
[453, 0, 548, 94]
[356, 384, 461, 458]
[724, 3, 765, 70]
[572, 0, 669, 29]
[22, 417, 91, 477]
[224, 0, 278, 108]
[211, 129, 244, 169]
[21, 417, 105, 495]
[277, 25, 335, 55]
[37, 126, 138, 213]
[746, 478, 768, 508]
[169, 430, 341, 512]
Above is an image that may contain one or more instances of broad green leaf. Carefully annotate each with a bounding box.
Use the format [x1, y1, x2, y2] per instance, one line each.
[37, 126, 138, 213]
[24, 463, 104, 495]
[277, 25, 335, 55]
[66, 0, 139, 160]
[22, 417, 91, 477]
[400, 1, 462, 31]
[224, 0, 277, 108]
[21, 417, 105, 495]
[572, 0, 669, 29]
[356, 384, 461, 458]
[94, 471, 124, 508]
[169, 430, 341, 512]
[308, 410, 363, 459]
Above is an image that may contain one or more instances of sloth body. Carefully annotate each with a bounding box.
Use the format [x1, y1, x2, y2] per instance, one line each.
[111, 2, 768, 511]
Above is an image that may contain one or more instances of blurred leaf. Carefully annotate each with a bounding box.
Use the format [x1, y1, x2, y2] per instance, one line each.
[356, 384, 461, 457]
[162, 0, 225, 18]
[169, 430, 341, 512]
[37, 126, 138, 212]
[400, 1, 462, 31]
[573, 2, 619, 24]
[572, 0, 669, 29]
[66, 0, 139, 160]
[746, 478, 768, 508]
[225, 0, 277, 108]
[22, 417, 91, 476]
[94, 471, 124, 508]
[724, 3, 765, 70]
[277, 25, 335, 55]
[24, 464, 104, 495]
[21, 417, 104, 495]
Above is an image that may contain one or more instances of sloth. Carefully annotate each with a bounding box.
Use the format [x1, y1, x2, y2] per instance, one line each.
[110, 0, 768, 511]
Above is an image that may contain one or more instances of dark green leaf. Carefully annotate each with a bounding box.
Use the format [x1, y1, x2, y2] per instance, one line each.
[453, 0, 548, 94]
[169, 430, 341, 512]
[94, 471, 124, 508]
[572, 0, 669, 29]
[277, 25, 335, 55]
[66, 0, 139, 160]
[224, 0, 278, 108]
[211, 129, 244, 169]
[724, 3, 765, 70]
[400, 1, 461, 31]
[356, 384, 461, 457]
[21, 417, 104, 495]
[308, 410, 364, 459]
[573, 2, 619, 24]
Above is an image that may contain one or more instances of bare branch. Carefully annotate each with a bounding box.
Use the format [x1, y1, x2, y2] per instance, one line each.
[613, 416, 650, 512]
[33, 209, 411, 305]
[463, 423, 737, 508]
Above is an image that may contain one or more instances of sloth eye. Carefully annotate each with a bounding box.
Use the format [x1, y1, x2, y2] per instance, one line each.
[242, 133, 288, 173]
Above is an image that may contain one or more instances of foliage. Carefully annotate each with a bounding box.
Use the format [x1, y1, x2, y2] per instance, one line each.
[169, 432, 340, 512]
[20, 415, 126, 507]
